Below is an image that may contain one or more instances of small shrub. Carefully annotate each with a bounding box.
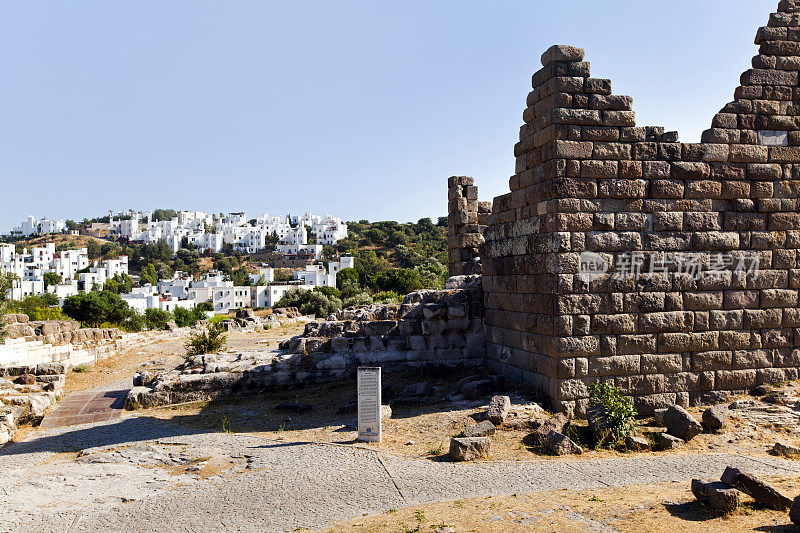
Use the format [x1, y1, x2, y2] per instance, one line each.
[221, 416, 231, 433]
[587, 382, 638, 447]
[427, 441, 444, 456]
[185, 324, 227, 356]
[373, 290, 401, 304]
[72, 363, 91, 373]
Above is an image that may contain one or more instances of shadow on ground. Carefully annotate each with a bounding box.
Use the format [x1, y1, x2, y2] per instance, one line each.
[0, 416, 205, 456]
[137, 366, 508, 437]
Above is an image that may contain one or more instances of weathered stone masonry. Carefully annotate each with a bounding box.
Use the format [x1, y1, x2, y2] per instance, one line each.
[447, 176, 491, 276]
[474, 0, 800, 416]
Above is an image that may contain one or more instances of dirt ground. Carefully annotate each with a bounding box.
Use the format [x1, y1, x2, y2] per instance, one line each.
[51, 326, 800, 532]
[141, 370, 800, 465]
[322, 478, 799, 532]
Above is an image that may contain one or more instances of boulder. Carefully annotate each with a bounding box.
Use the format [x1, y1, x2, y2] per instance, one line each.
[701, 404, 728, 433]
[691, 479, 741, 514]
[381, 405, 392, 421]
[544, 430, 582, 455]
[750, 384, 773, 396]
[393, 382, 432, 405]
[625, 436, 650, 452]
[791, 495, 800, 525]
[15, 374, 36, 386]
[586, 403, 611, 440]
[449, 437, 491, 461]
[28, 395, 52, 418]
[487, 395, 511, 425]
[664, 405, 702, 441]
[656, 432, 685, 451]
[4, 323, 34, 339]
[653, 408, 668, 426]
[533, 413, 568, 442]
[462, 420, 496, 438]
[720, 466, 793, 511]
[165, 321, 178, 332]
[771, 442, 800, 460]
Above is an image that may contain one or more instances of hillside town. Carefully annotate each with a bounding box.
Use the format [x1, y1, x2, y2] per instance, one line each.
[1, 211, 352, 313]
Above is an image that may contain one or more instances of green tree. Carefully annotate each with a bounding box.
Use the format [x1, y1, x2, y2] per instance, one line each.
[174, 306, 206, 327]
[0, 272, 19, 302]
[336, 268, 360, 292]
[144, 308, 173, 330]
[87, 240, 102, 260]
[140, 263, 158, 286]
[231, 267, 251, 286]
[276, 288, 342, 318]
[62, 291, 138, 328]
[43, 272, 62, 290]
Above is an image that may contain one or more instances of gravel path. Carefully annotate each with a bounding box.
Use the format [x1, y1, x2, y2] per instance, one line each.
[1, 413, 798, 533]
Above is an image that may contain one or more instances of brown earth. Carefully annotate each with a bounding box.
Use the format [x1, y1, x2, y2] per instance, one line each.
[322, 478, 799, 532]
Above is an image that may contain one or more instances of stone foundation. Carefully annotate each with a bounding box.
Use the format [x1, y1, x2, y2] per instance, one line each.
[126, 277, 485, 408]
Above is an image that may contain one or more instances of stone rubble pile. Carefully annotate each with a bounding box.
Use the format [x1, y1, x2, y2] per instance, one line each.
[214, 307, 306, 332]
[126, 281, 486, 409]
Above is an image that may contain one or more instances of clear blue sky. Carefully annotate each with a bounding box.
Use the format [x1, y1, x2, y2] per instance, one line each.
[0, 0, 776, 230]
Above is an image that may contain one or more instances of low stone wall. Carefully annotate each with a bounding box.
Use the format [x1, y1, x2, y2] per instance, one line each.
[0, 363, 68, 444]
[125, 277, 486, 409]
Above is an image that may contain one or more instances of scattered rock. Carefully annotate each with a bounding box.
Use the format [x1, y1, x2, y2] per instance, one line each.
[487, 395, 511, 425]
[393, 382, 433, 405]
[771, 442, 800, 460]
[462, 420, 496, 438]
[380, 405, 392, 421]
[458, 375, 504, 400]
[434, 527, 455, 533]
[544, 430, 582, 455]
[656, 433, 685, 451]
[275, 402, 312, 413]
[764, 390, 796, 406]
[449, 437, 491, 461]
[720, 466, 793, 511]
[625, 436, 650, 452]
[729, 399, 757, 409]
[664, 405, 702, 441]
[652, 408, 668, 426]
[533, 413, 568, 442]
[791, 495, 800, 525]
[691, 479, 741, 514]
[701, 405, 728, 433]
[750, 384, 773, 397]
[14, 374, 36, 385]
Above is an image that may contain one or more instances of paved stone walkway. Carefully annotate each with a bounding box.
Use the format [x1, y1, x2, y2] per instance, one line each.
[1, 413, 798, 533]
[39, 380, 128, 429]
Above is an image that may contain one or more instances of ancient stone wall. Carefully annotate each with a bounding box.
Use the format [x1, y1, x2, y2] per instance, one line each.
[482, 0, 800, 416]
[447, 176, 490, 275]
[127, 278, 486, 408]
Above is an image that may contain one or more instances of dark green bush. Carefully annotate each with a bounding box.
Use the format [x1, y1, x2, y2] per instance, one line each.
[587, 382, 639, 447]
